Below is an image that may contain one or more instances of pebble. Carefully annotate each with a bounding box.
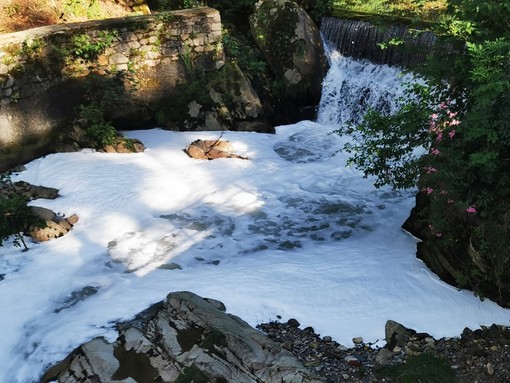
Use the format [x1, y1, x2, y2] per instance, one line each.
[486, 362, 494, 376]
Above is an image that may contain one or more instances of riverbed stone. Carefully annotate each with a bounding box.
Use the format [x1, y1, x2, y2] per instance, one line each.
[385, 320, 414, 349]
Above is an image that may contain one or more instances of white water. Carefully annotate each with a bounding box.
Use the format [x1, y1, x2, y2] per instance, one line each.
[1, 52, 509, 383]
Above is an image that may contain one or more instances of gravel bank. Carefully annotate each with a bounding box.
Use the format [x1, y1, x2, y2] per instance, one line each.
[257, 319, 510, 382]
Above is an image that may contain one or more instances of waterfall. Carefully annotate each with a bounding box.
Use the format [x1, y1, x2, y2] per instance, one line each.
[317, 47, 418, 126]
[320, 17, 437, 68]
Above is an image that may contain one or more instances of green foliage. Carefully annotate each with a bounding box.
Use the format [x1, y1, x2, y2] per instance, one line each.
[205, 0, 258, 23]
[64, 0, 102, 19]
[377, 37, 405, 49]
[447, 0, 510, 39]
[74, 73, 131, 149]
[337, 0, 510, 304]
[180, 43, 194, 72]
[70, 30, 118, 61]
[333, 0, 447, 22]
[307, 0, 334, 24]
[0, 193, 42, 247]
[222, 29, 266, 79]
[77, 104, 116, 148]
[154, 10, 176, 23]
[376, 353, 458, 383]
[20, 38, 43, 58]
[336, 82, 440, 189]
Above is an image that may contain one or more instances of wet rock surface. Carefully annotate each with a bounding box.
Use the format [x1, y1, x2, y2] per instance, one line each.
[257, 319, 510, 382]
[42, 291, 323, 383]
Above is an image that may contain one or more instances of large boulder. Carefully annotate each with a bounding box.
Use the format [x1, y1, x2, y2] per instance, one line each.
[250, 0, 327, 110]
[41, 291, 325, 383]
[157, 62, 273, 133]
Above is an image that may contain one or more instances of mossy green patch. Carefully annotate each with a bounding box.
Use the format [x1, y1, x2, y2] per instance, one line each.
[201, 329, 227, 352]
[175, 365, 209, 383]
[376, 353, 459, 383]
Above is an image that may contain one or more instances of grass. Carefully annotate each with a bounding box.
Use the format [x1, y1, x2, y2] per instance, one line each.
[333, 0, 447, 23]
[376, 353, 459, 383]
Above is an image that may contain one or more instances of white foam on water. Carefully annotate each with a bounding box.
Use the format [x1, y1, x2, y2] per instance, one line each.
[1, 52, 509, 383]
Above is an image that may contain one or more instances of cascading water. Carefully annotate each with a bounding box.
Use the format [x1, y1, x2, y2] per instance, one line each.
[316, 42, 417, 127]
[320, 17, 437, 68]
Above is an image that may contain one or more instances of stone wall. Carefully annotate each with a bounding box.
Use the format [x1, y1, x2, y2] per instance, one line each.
[0, 8, 227, 171]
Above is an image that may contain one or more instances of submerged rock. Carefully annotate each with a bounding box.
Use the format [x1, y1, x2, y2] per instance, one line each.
[41, 291, 324, 383]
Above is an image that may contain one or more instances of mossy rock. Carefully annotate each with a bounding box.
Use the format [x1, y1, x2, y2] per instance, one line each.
[249, 0, 327, 105]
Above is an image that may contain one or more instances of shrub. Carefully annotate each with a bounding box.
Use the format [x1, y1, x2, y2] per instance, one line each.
[335, 0, 510, 304]
[69, 30, 119, 61]
[77, 104, 117, 148]
[0, 194, 43, 248]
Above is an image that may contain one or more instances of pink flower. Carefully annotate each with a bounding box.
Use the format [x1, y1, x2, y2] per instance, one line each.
[426, 166, 437, 173]
[428, 224, 434, 230]
[429, 121, 437, 132]
[430, 113, 439, 120]
[435, 232, 442, 238]
[447, 199, 454, 204]
[436, 132, 443, 141]
[431, 148, 441, 155]
[422, 187, 434, 195]
[449, 119, 460, 126]
[448, 111, 458, 118]
[439, 102, 447, 110]
[448, 130, 456, 139]
[440, 190, 448, 195]
[466, 206, 477, 214]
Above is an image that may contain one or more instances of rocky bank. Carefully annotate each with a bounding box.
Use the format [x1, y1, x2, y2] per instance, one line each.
[41, 291, 510, 383]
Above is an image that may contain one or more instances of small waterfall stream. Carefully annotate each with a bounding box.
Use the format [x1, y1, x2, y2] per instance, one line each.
[316, 46, 418, 127]
[320, 17, 437, 68]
